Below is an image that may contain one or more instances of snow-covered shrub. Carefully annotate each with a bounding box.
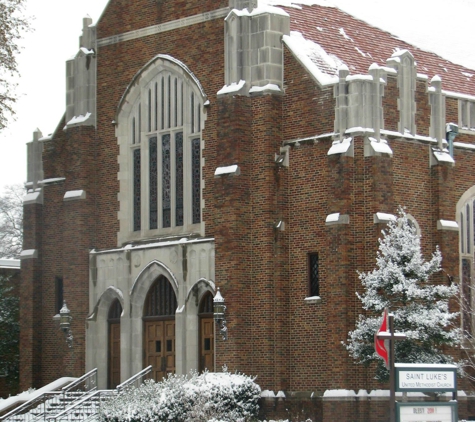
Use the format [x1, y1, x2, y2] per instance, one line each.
[344, 208, 461, 382]
[100, 370, 260, 422]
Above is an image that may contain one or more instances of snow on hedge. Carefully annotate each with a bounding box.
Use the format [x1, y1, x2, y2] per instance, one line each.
[100, 370, 261, 422]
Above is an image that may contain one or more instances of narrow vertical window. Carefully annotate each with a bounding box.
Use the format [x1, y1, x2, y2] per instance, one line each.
[472, 200, 475, 251]
[155, 82, 158, 131]
[148, 89, 152, 132]
[133, 149, 141, 231]
[467, 204, 471, 254]
[192, 138, 201, 224]
[161, 77, 165, 130]
[180, 81, 184, 127]
[174, 78, 178, 128]
[175, 133, 184, 226]
[462, 258, 472, 337]
[132, 118, 136, 144]
[138, 104, 142, 144]
[308, 253, 319, 297]
[55, 277, 64, 314]
[197, 102, 201, 133]
[162, 134, 171, 228]
[149, 137, 158, 229]
[168, 75, 171, 129]
[461, 211, 465, 254]
[191, 93, 195, 133]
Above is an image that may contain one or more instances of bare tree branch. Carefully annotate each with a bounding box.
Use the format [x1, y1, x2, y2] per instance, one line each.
[0, 0, 31, 131]
[0, 184, 23, 258]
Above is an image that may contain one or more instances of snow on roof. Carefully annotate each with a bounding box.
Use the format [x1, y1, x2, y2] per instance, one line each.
[283, 32, 340, 87]
[274, 2, 475, 96]
[263, 0, 334, 8]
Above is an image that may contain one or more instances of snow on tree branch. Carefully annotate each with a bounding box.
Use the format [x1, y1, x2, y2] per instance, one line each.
[344, 207, 460, 382]
[0, 184, 24, 258]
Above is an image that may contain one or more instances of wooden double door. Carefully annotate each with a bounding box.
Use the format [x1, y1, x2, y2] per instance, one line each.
[144, 319, 176, 381]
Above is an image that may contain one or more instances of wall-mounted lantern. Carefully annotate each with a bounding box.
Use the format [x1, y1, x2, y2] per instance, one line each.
[59, 301, 74, 348]
[446, 122, 458, 157]
[213, 288, 228, 340]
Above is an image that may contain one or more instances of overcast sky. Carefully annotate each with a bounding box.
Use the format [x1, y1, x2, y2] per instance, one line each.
[0, 0, 473, 193]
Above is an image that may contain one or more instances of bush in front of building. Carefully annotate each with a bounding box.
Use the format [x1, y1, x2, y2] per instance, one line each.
[100, 370, 261, 422]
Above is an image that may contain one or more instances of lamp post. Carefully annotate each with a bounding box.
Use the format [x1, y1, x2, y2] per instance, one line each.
[59, 301, 74, 348]
[213, 288, 228, 340]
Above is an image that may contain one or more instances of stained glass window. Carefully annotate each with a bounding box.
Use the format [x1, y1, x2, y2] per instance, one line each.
[133, 148, 141, 231]
[162, 134, 171, 228]
[149, 137, 158, 229]
[129, 65, 203, 235]
[192, 138, 201, 224]
[308, 253, 319, 297]
[176, 132, 184, 227]
[467, 204, 471, 254]
[462, 259, 472, 337]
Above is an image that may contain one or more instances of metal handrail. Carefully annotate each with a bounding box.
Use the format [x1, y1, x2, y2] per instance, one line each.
[48, 390, 116, 422]
[0, 392, 62, 421]
[116, 365, 152, 392]
[62, 369, 97, 394]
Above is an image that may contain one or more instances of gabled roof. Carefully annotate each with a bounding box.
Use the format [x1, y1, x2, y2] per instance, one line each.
[279, 3, 475, 96]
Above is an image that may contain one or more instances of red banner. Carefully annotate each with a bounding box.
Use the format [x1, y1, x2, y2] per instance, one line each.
[374, 308, 389, 367]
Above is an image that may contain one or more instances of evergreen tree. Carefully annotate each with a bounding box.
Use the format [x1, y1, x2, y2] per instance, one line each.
[345, 208, 460, 381]
[0, 274, 19, 393]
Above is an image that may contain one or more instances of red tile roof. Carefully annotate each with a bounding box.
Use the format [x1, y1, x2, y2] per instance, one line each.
[281, 4, 475, 96]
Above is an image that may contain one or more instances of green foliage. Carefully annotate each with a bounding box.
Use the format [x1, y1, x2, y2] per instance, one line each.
[0, 274, 19, 393]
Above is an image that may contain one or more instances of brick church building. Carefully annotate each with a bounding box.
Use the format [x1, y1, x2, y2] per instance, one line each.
[20, 0, 475, 419]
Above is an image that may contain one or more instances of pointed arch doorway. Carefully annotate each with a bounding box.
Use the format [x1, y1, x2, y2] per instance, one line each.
[108, 299, 122, 389]
[199, 291, 214, 372]
[143, 276, 177, 381]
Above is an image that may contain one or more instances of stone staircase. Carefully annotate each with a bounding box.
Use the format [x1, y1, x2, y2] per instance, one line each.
[0, 366, 152, 422]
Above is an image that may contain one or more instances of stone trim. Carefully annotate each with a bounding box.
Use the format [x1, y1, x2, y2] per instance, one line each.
[20, 249, 38, 260]
[373, 212, 396, 224]
[304, 296, 322, 305]
[437, 220, 459, 231]
[325, 213, 349, 226]
[23, 190, 43, 205]
[214, 165, 240, 177]
[97, 8, 230, 48]
[63, 190, 86, 202]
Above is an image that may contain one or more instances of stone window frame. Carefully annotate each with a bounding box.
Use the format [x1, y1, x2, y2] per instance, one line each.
[117, 55, 207, 245]
[459, 99, 475, 131]
[457, 187, 475, 338]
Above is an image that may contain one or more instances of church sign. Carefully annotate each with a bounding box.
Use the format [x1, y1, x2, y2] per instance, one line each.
[395, 364, 457, 392]
[396, 402, 457, 422]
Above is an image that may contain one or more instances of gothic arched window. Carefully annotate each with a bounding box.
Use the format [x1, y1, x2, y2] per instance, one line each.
[118, 56, 206, 243]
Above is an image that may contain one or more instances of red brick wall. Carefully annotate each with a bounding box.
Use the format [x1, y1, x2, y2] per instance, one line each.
[18, 0, 475, 415]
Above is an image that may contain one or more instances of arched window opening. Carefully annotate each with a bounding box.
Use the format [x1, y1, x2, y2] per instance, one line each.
[460, 199, 475, 337]
[129, 69, 202, 235]
[108, 299, 122, 388]
[198, 291, 214, 372]
[143, 276, 177, 380]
